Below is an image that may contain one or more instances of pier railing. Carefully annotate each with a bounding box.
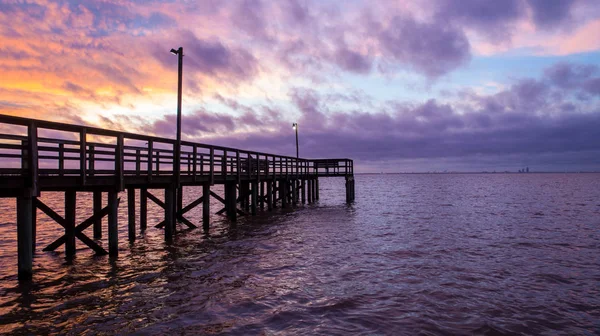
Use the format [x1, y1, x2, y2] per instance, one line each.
[0, 115, 353, 194]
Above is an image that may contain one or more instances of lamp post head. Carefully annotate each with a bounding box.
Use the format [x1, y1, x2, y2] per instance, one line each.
[170, 47, 183, 55]
[292, 123, 297, 130]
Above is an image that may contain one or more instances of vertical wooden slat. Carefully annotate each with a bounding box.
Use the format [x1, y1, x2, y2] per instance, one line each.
[80, 129, 87, 185]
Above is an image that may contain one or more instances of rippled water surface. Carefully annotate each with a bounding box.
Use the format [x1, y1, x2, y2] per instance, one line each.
[0, 174, 599, 335]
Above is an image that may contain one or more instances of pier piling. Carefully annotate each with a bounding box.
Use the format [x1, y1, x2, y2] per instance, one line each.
[16, 195, 33, 281]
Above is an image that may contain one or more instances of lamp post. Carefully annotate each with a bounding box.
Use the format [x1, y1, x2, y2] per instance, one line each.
[170, 47, 183, 187]
[292, 123, 299, 159]
[170, 47, 183, 222]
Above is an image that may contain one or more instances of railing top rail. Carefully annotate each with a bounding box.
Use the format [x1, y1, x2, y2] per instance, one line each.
[0, 114, 352, 164]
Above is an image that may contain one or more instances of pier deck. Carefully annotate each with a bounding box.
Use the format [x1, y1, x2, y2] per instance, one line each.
[0, 114, 355, 281]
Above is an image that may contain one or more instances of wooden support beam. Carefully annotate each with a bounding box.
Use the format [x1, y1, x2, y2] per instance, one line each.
[140, 188, 147, 232]
[281, 180, 288, 208]
[147, 191, 165, 209]
[225, 182, 237, 221]
[266, 180, 273, 211]
[203, 183, 210, 231]
[164, 186, 174, 242]
[180, 195, 204, 215]
[292, 179, 297, 205]
[308, 178, 313, 204]
[65, 191, 76, 258]
[210, 190, 226, 205]
[108, 191, 119, 257]
[93, 191, 102, 239]
[44, 202, 113, 253]
[35, 198, 66, 227]
[17, 195, 33, 281]
[315, 178, 319, 200]
[127, 188, 135, 243]
[301, 179, 306, 204]
[260, 182, 265, 209]
[251, 181, 258, 215]
[345, 177, 353, 203]
[32, 197, 37, 253]
[177, 186, 183, 215]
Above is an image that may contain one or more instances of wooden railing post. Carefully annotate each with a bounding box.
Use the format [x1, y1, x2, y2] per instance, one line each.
[236, 151, 241, 185]
[89, 144, 95, 177]
[222, 150, 227, 177]
[210, 147, 214, 185]
[136, 149, 141, 176]
[192, 144, 197, 182]
[26, 122, 38, 196]
[116, 134, 124, 191]
[58, 143, 64, 177]
[147, 140, 153, 182]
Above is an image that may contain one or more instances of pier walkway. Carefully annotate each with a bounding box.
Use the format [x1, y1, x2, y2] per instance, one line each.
[0, 115, 355, 281]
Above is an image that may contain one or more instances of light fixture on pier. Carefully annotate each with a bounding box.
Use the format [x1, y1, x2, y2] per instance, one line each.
[292, 123, 299, 159]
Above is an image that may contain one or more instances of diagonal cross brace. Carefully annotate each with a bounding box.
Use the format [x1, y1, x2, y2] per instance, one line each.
[40, 198, 118, 255]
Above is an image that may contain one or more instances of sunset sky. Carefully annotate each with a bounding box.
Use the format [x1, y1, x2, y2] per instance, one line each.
[1, 0, 600, 172]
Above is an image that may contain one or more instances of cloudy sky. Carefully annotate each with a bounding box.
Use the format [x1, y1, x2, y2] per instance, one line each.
[1, 0, 600, 172]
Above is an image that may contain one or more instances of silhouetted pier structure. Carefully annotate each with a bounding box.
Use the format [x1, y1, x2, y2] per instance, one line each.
[0, 115, 355, 281]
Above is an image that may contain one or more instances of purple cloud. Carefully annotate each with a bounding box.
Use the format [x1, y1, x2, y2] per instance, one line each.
[378, 15, 471, 78]
[152, 30, 258, 83]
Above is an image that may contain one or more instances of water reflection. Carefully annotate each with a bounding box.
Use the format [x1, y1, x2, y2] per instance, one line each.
[0, 175, 599, 334]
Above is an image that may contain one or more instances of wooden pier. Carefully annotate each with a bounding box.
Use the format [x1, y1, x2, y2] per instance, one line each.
[0, 115, 355, 281]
